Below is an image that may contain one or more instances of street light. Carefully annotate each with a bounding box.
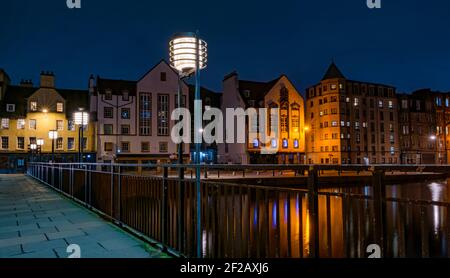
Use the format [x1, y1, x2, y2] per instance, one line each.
[49, 130, 58, 163]
[30, 143, 37, 162]
[37, 139, 44, 162]
[73, 110, 89, 163]
[169, 32, 208, 258]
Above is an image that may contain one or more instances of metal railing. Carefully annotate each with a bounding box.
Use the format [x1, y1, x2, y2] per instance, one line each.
[26, 163, 450, 258]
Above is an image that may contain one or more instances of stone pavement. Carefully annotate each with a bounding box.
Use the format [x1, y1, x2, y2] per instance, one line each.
[0, 174, 171, 258]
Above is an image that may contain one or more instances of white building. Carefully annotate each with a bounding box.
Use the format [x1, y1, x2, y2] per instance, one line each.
[89, 60, 190, 165]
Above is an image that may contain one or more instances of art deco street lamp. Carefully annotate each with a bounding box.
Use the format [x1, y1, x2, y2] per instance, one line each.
[30, 143, 37, 163]
[73, 110, 89, 163]
[49, 130, 58, 163]
[169, 32, 207, 258]
[37, 139, 44, 162]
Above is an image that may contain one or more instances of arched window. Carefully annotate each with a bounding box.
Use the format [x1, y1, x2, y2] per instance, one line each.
[282, 139, 288, 149]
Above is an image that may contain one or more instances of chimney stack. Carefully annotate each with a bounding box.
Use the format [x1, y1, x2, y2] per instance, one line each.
[40, 71, 55, 88]
[20, 79, 34, 88]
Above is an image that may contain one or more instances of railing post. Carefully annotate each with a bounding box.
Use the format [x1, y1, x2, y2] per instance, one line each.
[118, 165, 122, 222]
[110, 164, 114, 219]
[372, 169, 387, 258]
[307, 165, 319, 258]
[84, 164, 88, 204]
[178, 166, 185, 252]
[162, 166, 169, 245]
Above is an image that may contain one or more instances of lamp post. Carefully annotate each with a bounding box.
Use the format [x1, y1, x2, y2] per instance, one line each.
[49, 130, 58, 163]
[37, 139, 44, 162]
[169, 32, 207, 258]
[30, 143, 37, 163]
[74, 110, 89, 163]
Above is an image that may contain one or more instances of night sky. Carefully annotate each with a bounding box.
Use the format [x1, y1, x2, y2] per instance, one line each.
[1, 0, 449, 94]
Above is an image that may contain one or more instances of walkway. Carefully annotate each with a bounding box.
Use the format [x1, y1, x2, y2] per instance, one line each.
[0, 174, 170, 258]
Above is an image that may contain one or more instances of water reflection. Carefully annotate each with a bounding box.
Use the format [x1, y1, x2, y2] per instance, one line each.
[200, 180, 450, 258]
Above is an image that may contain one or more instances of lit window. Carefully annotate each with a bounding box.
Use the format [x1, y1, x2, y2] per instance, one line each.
[379, 100, 384, 108]
[282, 139, 288, 149]
[30, 102, 37, 111]
[56, 138, 63, 150]
[388, 101, 393, 109]
[29, 119, 37, 130]
[354, 98, 359, 107]
[104, 142, 113, 152]
[56, 120, 64, 131]
[57, 102, 64, 112]
[294, 139, 299, 149]
[253, 139, 259, 148]
[271, 139, 278, 148]
[1, 118, 9, 129]
[331, 84, 337, 90]
[15, 119, 25, 130]
[68, 120, 75, 131]
[121, 108, 130, 119]
[332, 121, 338, 127]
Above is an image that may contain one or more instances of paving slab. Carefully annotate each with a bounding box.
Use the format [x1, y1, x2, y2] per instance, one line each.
[0, 174, 170, 258]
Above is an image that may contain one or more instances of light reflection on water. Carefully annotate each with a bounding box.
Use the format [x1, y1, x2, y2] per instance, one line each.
[200, 180, 450, 258]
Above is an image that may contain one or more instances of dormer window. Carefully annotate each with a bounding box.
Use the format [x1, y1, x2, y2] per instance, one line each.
[56, 102, 64, 113]
[30, 102, 37, 112]
[105, 90, 112, 100]
[122, 91, 129, 101]
[6, 104, 15, 112]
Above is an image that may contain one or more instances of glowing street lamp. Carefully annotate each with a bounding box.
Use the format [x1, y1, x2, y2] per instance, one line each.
[73, 110, 89, 163]
[169, 32, 208, 258]
[49, 130, 58, 163]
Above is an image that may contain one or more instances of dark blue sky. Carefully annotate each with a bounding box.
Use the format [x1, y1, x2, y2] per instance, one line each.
[1, 0, 449, 94]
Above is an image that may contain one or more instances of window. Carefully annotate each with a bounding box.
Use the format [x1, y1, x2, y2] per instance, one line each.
[82, 138, 87, 150]
[122, 91, 129, 101]
[68, 120, 75, 131]
[56, 120, 64, 131]
[253, 139, 260, 148]
[29, 119, 37, 130]
[17, 119, 25, 130]
[271, 139, 278, 149]
[56, 138, 63, 150]
[57, 102, 64, 112]
[17, 137, 25, 150]
[141, 142, 150, 152]
[121, 108, 130, 119]
[29, 137, 36, 145]
[388, 101, 393, 109]
[6, 104, 15, 112]
[158, 94, 169, 136]
[160, 72, 167, 81]
[104, 124, 113, 135]
[105, 90, 112, 100]
[354, 98, 359, 107]
[1, 137, 8, 149]
[68, 138, 75, 150]
[331, 121, 338, 127]
[104, 107, 113, 118]
[282, 139, 288, 149]
[1, 118, 9, 129]
[30, 101, 37, 111]
[104, 142, 114, 152]
[121, 142, 130, 153]
[402, 100, 408, 109]
[378, 100, 384, 108]
[140, 93, 152, 135]
[390, 147, 395, 155]
[294, 139, 299, 149]
[159, 142, 168, 153]
[121, 125, 130, 135]
[331, 84, 337, 90]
